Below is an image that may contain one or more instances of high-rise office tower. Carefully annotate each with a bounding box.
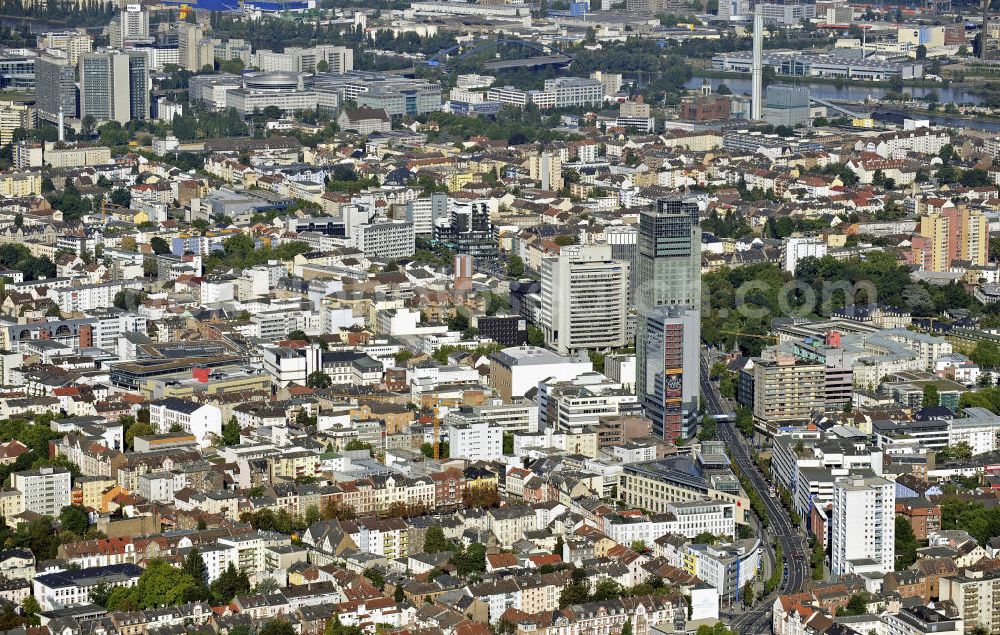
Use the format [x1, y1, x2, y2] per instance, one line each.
[79, 51, 149, 124]
[638, 306, 700, 440]
[540, 244, 630, 355]
[831, 475, 895, 576]
[177, 21, 208, 72]
[110, 5, 149, 48]
[635, 197, 701, 311]
[35, 52, 77, 123]
[635, 197, 702, 441]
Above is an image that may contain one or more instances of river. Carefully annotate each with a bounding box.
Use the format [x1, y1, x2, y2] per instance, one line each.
[684, 75, 986, 106]
[0, 16, 69, 34]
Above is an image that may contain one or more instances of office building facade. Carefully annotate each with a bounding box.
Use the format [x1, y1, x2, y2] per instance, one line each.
[762, 84, 811, 127]
[639, 306, 700, 441]
[79, 51, 149, 124]
[751, 354, 825, 432]
[540, 244, 630, 355]
[635, 198, 702, 441]
[35, 53, 77, 122]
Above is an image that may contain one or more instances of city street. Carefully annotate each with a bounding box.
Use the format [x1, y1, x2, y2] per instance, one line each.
[700, 353, 810, 634]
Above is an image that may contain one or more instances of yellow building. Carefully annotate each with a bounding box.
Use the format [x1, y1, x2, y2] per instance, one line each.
[917, 211, 950, 273]
[0, 102, 33, 147]
[272, 450, 323, 481]
[0, 173, 41, 197]
[0, 488, 23, 527]
[961, 209, 989, 267]
[74, 476, 117, 511]
[917, 207, 988, 272]
[526, 152, 563, 191]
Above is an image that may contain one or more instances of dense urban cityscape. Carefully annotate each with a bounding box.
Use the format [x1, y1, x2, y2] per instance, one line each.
[0, 0, 996, 633]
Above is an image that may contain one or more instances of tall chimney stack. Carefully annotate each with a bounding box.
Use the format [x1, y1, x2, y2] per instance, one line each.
[751, 4, 764, 120]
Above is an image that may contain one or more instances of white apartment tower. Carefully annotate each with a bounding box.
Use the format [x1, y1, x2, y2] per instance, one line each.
[447, 422, 503, 461]
[110, 5, 149, 48]
[540, 244, 630, 355]
[12, 467, 72, 517]
[831, 475, 895, 576]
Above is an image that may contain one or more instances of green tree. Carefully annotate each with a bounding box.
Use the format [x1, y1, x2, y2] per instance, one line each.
[107, 559, 197, 610]
[394, 349, 415, 366]
[59, 505, 89, 537]
[938, 441, 974, 462]
[287, 329, 309, 342]
[222, 416, 241, 446]
[527, 325, 545, 347]
[507, 254, 525, 278]
[915, 44, 926, 60]
[306, 371, 332, 389]
[316, 59, 329, 72]
[150, 236, 171, 255]
[125, 421, 155, 450]
[972, 341, 1000, 369]
[622, 618, 633, 635]
[110, 188, 131, 208]
[699, 416, 717, 441]
[81, 114, 96, 137]
[211, 562, 251, 603]
[922, 384, 940, 408]
[394, 584, 405, 602]
[895, 515, 918, 569]
[839, 593, 869, 616]
[21, 595, 39, 625]
[219, 58, 245, 74]
[325, 615, 363, 635]
[182, 548, 211, 601]
[810, 539, 825, 580]
[592, 578, 622, 601]
[451, 543, 486, 576]
[223, 233, 256, 261]
[424, 526, 449, 553]
[98, 121, 128, 146]
[364, 567, 385, 589]
[559, 574, 590, 608]
[183, 547, 209, 585]
[260, 620, 296, 635]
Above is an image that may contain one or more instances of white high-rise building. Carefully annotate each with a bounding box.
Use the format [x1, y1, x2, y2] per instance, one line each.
[831, 475, 895, 576]
[12, 467, 72, 517]
[110, 5, 149, 48]
[540, 244, 630, 354]
[447, 422, 504, 461]
[781, 236, 827, 273]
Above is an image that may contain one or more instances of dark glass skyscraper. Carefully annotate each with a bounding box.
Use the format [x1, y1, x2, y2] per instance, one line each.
[635, 197, 702, 441]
